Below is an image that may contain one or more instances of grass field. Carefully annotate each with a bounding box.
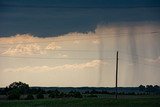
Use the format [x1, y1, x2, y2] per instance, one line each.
[0, 97, 160, 107]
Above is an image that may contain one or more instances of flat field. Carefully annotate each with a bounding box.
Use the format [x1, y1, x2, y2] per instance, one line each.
[0, 96, 160, 107]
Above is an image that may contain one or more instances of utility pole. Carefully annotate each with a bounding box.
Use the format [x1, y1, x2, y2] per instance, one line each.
[115, 51, 119, 99]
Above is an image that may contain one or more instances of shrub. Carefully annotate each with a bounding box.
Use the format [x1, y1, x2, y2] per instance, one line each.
[8, 89, 21, 100]
[36, 93, 44, 99]
[8, 93, 20, 100]
[74, 92, 83, 98]
[87, 94, 98, 98]
[49, 92, 56, 98]
[49, 89, 61, 98]
[25, 94, 34, 100]
[68, 91, 83, 98]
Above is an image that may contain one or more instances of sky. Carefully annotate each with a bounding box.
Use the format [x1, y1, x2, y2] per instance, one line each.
[0, 0, 160, 87]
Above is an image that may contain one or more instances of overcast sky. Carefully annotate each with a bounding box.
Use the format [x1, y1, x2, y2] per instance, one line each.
[0, 0, 160, 87]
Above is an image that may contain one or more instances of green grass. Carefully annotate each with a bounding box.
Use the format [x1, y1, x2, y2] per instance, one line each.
[0, 97, 160, 107]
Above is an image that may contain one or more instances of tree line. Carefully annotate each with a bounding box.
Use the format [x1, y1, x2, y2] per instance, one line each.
[0, 82, 83, 100]
[0, 82, 159, 100]
[138, 85, 160, 93]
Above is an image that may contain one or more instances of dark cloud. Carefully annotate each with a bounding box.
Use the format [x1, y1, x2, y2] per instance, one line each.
[0, 0, 160, 37]
[1, 0, 160, 8]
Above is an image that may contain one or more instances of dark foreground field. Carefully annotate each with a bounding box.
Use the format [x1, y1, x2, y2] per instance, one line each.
[0, 97, 160, 107]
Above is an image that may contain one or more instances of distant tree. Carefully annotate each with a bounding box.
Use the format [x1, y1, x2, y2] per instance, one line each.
[90, 89, 99, 94]
[36, 88, 46, 94]
[47, 90, 52, 94]
[25, 94, 34, 100]
[49, 92, 56, 98]
[28, 87, 46, 95]
[84, 91, 89, 94]
[68, 91, 83, 98]
[8, 81, 29, 94]
[74, 91, 83, 98]
[129, 92, 135, 95]
[59, 92, 66, 98]
[54, 89, 60, 97]
[3, 86, 12, 95]
[119, 92, 125, 95]
[0, 87, 8, 95]
[8, 89, 21, 100]
[87, 94, 98, 98]
[139, 85, 145, 91]
[68, 91, 75, 97]
[153, 85, 160, 92]
[36, 93, 44, 99]
[49, 89, 62, 98]
[6, 81, 30, 100]
[146, 85, 154, 93]
[101, 91, 110, 94]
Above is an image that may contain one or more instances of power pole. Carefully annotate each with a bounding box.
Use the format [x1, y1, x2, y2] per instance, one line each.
[115, 51, 119, 99]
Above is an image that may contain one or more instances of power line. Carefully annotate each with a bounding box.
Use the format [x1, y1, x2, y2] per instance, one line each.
[37, 49, 116, 52]
[0, 55, 115, 60]
[0, 49, 158, 61]
[119, 50, 155, 60]
[119, 58, 160, 69]
[0, 50, 159, 69]
[0, 47, 158, 61]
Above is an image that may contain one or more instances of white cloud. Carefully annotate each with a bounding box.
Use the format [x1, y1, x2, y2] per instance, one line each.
[2, 43, 44, 56]
[45, 42, 61, 50]
[0, 34, 44, 44]
[4, 60, 107, 72]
